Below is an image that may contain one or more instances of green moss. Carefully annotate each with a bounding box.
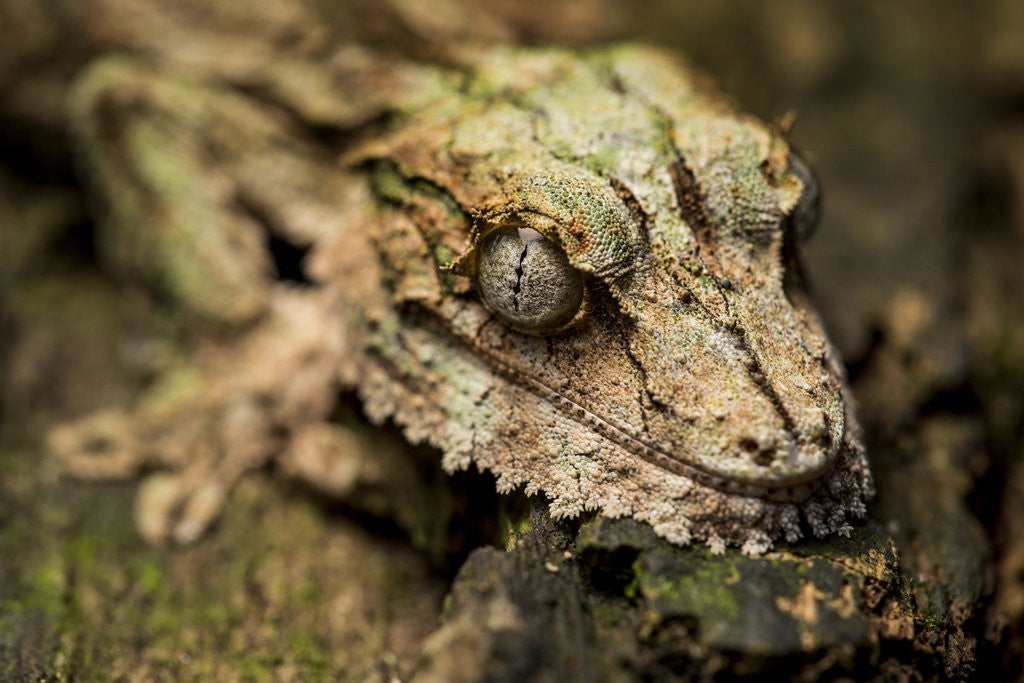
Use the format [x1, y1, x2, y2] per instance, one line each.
[588, 599, 632, 628]
[633, 552, 742, 623]
[433, 243, 456, 267]
[499, 506, 535, 551]
[198, 603, 230, 627]
[237, 657, 274, 681]
[133, 558, 166, 596]
[26, 557, 64, 609]
[288, 632, 329, 673]
[370, 162, 414, 206]
[622, 574, 640, 601]
[582, 146, 619, 176]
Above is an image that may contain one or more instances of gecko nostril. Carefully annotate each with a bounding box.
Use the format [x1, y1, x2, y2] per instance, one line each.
[739, 437, 777, 467]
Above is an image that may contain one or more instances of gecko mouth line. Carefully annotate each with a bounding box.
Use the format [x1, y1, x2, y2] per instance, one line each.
[407, 305, 837, 504]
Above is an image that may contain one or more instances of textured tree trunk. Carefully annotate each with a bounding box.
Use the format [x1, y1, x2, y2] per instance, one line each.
[1, 0, 1021, 680]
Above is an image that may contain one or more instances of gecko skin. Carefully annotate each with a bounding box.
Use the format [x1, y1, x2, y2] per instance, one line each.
[52, 44, 873, 555]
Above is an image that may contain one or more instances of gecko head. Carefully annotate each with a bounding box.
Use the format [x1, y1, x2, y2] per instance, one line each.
[353, 45, 866, 513]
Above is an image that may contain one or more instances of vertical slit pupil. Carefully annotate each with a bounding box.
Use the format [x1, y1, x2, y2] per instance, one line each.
[511, 244, 528, 311]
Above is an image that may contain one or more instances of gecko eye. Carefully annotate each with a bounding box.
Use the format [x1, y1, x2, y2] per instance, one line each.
[789, 151, 820, 241]
[475, 226, 584, 334]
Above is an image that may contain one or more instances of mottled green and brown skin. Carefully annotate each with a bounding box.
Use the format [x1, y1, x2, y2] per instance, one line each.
[50, 43, 871, 553]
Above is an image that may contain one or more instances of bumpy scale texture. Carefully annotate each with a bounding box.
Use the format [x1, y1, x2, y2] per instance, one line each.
[53, 44, 872, 554]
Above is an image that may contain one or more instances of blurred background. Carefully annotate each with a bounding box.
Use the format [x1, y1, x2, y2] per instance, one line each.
[1, 0, 1022, 679]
